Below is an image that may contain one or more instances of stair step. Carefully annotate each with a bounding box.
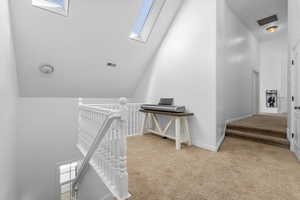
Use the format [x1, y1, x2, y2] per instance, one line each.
[226, 124, 286, 138]
[226, 129, 290, 148]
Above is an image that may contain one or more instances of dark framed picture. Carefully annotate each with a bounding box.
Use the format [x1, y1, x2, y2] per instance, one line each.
[266, 90, 278, 108]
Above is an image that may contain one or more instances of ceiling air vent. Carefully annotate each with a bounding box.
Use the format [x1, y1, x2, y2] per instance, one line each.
[257, 15, 278, 26]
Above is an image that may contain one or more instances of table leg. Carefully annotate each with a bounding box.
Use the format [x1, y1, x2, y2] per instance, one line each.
[184, 117, 192, 146]
[140, 113, 148, 135]
[175, 117, 181, 150]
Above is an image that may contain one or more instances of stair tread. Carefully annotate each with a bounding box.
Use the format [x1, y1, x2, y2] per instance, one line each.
[226, 129, 289, 145]
[227, 114, 287, 135]
[227, 123, 286, 134]
[226, 126, 286, 139]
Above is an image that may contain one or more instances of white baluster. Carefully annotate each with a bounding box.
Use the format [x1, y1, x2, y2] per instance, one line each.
[138, 104, 140, 134]
[106, 133, 110, 183]
[136, 105, 138, 135]
[104, 133, 109, 181]
[111, 124, 117, 188]
[78, 98, 83, 144]
[131, 105, 133, 136]
[102, 134, 106, 176]
[108, 129, 113, 185]
[135, 104, 138, 135]
[115, 121, 122, 197]
[139, 104, 142, 135]
[99, 143, 104, 175]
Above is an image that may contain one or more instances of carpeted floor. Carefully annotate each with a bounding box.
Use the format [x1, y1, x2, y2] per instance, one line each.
[127, 134, 300, 200]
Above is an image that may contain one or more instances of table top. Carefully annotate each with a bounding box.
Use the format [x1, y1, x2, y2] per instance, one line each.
[139, 109, 194, 117]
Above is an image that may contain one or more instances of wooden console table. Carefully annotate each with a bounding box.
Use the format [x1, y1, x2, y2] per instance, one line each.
[139, 109, 194, 150]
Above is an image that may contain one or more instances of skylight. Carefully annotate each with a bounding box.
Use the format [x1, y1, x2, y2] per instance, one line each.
[32, 0, 69, 16]
[47, 0, 65, 8]
[131, 0, 155, 38]
[130, 0, 166, 42]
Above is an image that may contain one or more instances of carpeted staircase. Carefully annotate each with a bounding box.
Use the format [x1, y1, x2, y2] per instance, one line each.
[226, 114, 289, 148]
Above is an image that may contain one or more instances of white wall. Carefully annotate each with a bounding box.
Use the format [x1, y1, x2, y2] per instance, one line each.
[16, 98, 81, 200]
[0, 0, 18, 199]
[78, 167, 113, 200]
[259, 33, 288, 113]
[216, 0, 259, 145]
[10, 0, 182, 98]
[134, 0, 218, 151]
[288, 0, 300, 48]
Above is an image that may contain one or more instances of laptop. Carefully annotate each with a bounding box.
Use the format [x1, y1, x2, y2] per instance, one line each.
[141, 98, 186, 113]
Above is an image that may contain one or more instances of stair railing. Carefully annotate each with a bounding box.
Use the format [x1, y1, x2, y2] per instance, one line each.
[73, 98, 130, 200]
[86, 103, 145, 137]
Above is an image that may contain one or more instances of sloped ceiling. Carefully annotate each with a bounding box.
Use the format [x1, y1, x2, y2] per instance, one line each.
[226, 0, 287, 41]
[10, 0, 182, 97]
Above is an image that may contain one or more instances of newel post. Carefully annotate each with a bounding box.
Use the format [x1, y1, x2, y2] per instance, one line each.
[119, 97, 128, 122]
[78, 97, 83, 136]
[78, 97, 83, 106]
[118, 97, 129, 199]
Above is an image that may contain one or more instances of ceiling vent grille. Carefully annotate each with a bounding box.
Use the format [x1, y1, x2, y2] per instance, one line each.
[257, 15, 278, 26]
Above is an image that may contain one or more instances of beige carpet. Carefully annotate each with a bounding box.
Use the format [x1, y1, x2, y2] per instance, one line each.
[127, 134, 300, 200]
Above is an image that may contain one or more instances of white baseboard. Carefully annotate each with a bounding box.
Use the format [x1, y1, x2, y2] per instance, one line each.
[193, 140, 220, 152]
[225, 114, 253, 124]
[294, 144, 300, 161]
[216, 133, 225, 152]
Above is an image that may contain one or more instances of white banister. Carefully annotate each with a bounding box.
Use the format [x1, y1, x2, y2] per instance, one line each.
[73, 113, 120, 187]
[80, 102, 145, 137]
[74, 98, 131, 200]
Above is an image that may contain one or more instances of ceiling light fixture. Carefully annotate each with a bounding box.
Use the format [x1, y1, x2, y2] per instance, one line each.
[266, 25, 279, 33]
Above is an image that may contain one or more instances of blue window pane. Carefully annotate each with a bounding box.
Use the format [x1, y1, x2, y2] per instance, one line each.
[132, 0, 155, 36]
[48, 0, 64, 8]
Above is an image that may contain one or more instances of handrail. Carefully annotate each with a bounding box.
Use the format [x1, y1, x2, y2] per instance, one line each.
[79, 104, 119, 114]
[74, 98, 131, 200]
[72, 112, 121, 192]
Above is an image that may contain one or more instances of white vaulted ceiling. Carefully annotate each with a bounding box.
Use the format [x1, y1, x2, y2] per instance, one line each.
[10, 0, 182, 97]
[226, 0, 287, 41]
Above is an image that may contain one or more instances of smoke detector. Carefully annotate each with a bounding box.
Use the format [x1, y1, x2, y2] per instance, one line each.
[39, 64, 54, 74]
